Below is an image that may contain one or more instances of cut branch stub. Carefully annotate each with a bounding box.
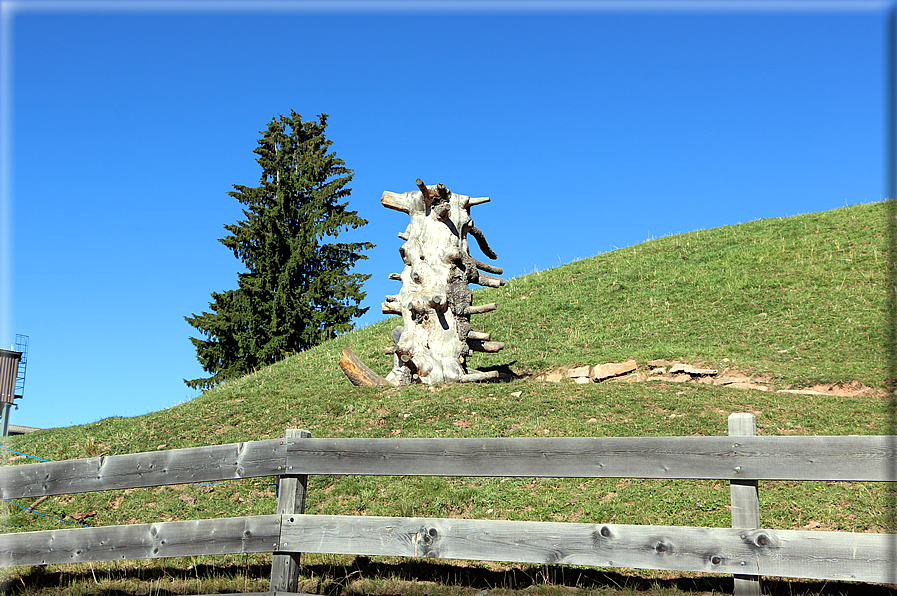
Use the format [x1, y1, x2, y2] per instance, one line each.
[381, 179, 506, 385]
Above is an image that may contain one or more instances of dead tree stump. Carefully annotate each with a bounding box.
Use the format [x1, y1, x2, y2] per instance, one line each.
[380, 179, 506, 384]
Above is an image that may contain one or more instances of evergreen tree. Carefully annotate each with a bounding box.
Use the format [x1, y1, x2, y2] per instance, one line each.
[185, 112, 373, 390]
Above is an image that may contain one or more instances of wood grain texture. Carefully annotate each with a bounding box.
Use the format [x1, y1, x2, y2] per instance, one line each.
[0, 515, 281, 567]
[4, 511, 893, 583]
[466, 303, 497, 314]
[284, 436, 895, 481]
[460, 371, 500, 383]
[467, 340, 505, 353]
[0, 439, 287, 500]
[729, 413, 762, 596]
[380, 190, 411, 213]
[270, 430, 311, 593]
[278, 515, 896, 583]
[3, 434, 892, 500]
[381, 181, 504, 386]
[338, 347, 389, 386]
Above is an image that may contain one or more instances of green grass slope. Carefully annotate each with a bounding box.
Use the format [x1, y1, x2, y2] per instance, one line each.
[2, 201, 894, 595]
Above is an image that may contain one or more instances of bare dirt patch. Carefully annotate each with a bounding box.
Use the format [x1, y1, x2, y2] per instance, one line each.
[804, 380, 877, 397]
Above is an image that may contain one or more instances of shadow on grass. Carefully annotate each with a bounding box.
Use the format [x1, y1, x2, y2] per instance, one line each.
[478, 361, 529, 381]
[4, 558, 896, 595]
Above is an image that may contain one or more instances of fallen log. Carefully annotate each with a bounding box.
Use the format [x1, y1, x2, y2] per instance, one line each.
[339, 347, 390, 387]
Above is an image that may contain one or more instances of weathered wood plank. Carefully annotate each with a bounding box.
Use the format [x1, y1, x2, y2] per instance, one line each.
[278, 515, 896, 583]
[284, 436, 895, 481]
[751, 528, 897, 584]
[5, 511, 894, 584]
[729, 413, 762, 596]
[271, 429, 311, 593]
[0, 515, 282, 567]
[3, 435, 892, 501]
[0, 439, 287, 500]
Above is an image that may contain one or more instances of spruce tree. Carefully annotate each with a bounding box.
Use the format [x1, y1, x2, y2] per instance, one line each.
[185, 112, 373, 390]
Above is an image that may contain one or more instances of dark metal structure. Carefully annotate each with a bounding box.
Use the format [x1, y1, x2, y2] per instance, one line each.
[0, 335, 28, 437]
[14, 335, 27, 400]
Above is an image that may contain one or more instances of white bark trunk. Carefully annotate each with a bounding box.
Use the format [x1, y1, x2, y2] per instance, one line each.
[382, 179, 505, 385]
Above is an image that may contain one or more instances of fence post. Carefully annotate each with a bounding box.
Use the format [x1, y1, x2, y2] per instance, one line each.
[728, 413, 762, 596]
[270, 428, 311, 593]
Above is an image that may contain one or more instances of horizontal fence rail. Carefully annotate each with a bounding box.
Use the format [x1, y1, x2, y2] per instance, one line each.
[0, 515, 281, 567]
[283, 436, 897, 481]
[278, 515, 895, 584]
[1, 514, 893, 584]
[2, 435, 894, 500]
[0, 439, 287, 500]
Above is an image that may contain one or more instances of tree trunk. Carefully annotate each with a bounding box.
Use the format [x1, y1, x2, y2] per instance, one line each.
[380, 179, 506, 385]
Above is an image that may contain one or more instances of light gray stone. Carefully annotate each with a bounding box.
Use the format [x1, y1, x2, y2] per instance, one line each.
[647, 359, 674, 367]
[610, 373, 641, 383]
[590, 359, 637, 381]
[567, 365, 592, 378]
[669, 374, 693, 383]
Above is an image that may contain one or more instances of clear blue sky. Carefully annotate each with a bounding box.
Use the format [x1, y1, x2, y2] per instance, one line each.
[1, 1, 891, 430]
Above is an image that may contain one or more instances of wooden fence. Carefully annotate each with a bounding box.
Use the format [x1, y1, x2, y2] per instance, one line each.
[1, 413, 895, 596]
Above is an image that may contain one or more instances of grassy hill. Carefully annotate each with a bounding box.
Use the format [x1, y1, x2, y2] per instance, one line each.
[2, 201, 894, 595]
